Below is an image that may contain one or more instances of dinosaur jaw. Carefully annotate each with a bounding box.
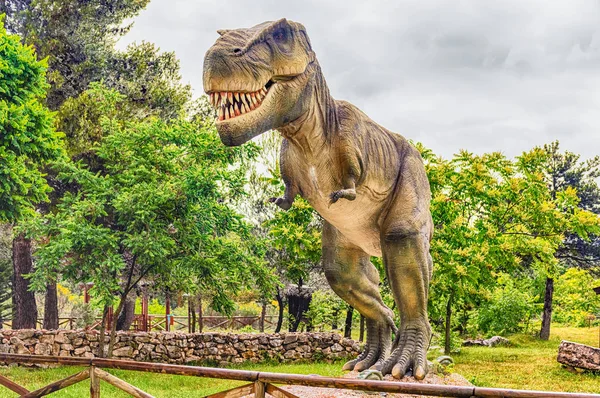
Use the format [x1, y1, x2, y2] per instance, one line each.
[206, 70, 311, 146]
[209, 80, 274, 123]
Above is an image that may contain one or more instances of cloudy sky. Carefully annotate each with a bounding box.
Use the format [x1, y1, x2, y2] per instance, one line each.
[119, 0, 600, 160]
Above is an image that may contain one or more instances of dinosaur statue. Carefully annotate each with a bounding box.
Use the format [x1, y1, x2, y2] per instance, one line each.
[203, 18, 434, 380]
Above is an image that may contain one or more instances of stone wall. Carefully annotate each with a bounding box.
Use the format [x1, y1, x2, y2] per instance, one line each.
[0, 329, 360, 366]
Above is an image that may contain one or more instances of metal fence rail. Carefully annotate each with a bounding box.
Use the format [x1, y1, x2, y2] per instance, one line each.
[0, 353, 598, 398]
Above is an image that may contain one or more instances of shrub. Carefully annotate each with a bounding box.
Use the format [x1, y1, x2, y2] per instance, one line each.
[477, 277, 535, 336]
[305, 289, 344, 331]
[553, 268, 600, 326]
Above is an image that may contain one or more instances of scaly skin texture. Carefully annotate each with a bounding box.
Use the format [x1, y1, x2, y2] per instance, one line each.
[203, 18, 434, 379]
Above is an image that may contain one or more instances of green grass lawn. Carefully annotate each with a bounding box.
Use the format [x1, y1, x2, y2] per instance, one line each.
[0, 325, 598, 397]
[451, 325, 600, 394]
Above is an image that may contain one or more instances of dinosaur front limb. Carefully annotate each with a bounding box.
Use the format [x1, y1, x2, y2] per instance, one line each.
[329, 175, 357, 205]
[378, 232, 432, 379]
[269, 183, 298, 210]
[329, 188, 356, 204]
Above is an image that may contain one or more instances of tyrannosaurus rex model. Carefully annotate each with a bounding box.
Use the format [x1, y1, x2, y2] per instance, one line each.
[203, 19, 434, 380]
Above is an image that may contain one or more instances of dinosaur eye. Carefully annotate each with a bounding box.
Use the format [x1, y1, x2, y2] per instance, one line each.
[273, 28, 287, 42]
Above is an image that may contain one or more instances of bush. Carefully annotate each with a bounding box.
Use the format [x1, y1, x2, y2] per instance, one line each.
[477, 277, 535, 336]
[553, 268, 600, 326]
[305, 289, 344, 331]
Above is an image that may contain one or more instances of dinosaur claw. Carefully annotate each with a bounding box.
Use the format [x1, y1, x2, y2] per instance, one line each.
[414, 365, 426, 380]
[342, 361, 356, 371]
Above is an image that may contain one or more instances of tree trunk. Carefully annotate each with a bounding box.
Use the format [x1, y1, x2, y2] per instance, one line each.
[108, 295, 128, 357]
[332, 307, 339, 330]
[197, 294, 203, 333]
[43, 282, 59, 330]
[344, 306, 353, 338]
[275, 288, 284, 333]
[259, 301, 266, 332]
[97, 305, 109, 358]
[116, 293, 136, 331]
[12, 234, 37, 329]
[540, 277, 554, 340]
[190, 297, 196, 333]
[444, 292, 453, 355]
[359, 314, 365, 342]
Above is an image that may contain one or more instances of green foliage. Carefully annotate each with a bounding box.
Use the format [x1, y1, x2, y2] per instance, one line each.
[553, 268, 600, 326]
[0, 18, 65, 222]
[0, 224, 12, 321]
[70, 302, 99, 328]
[3, 0, 151, 109]
[305, 289, 344, 331]
[242, 132, 321, 294]
[265, 198, 322, 283]
[23, 84, 276, 314]
[543, 142, 600, 274]
[476, 275, 536, 336]
[105, 42, 192, 121]
[416, 143, 600, 348]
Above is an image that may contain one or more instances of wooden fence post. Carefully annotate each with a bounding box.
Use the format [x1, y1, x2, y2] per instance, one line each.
[90, 366, 100, 398]
[254, 381, 265, 398]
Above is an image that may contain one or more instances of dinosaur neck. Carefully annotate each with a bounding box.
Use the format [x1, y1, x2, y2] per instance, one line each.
[278, 62, 338, 154]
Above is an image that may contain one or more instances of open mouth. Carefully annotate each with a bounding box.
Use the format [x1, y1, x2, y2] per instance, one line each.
[209, 81, 274, 121]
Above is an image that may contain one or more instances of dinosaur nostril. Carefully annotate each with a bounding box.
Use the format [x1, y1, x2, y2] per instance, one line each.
[233, 48, 242, 54]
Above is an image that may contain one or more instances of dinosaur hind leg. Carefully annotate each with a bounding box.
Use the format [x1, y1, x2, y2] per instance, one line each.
[322, 222, 395, 372]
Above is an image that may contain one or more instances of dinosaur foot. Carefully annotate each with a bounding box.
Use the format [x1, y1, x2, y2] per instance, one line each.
[343, 319, 392, 372]
[377, 321, 431, 380]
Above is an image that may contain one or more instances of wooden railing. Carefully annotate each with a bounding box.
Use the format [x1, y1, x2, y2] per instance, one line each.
[1, 315, 279, 332]
[0, 353, 599, 398]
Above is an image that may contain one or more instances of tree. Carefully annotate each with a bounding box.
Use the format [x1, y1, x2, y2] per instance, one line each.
[539, 141, 600, 339]
[239, 132, 323, 333]
[0, 18, 64, 328]
[553, 268, 600, 326]
[2, 0, 192, 329]
[1, 0, 151, 110]
[24, 84, 276, 355]
[420, 145, 599, 352]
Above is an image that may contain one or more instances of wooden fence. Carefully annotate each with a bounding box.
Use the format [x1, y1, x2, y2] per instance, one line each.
[1, 315, 278, 333]
[0, 353, 599, 398]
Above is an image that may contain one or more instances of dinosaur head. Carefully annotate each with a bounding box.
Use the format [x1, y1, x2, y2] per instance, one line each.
[203, 19, 316, 146]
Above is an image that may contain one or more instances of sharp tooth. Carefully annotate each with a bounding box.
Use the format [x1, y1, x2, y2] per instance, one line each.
[242, 102, 248, 114]
[250, 93, 257, 106]
[241, 94, 249, 107]
[221, 92, 227, 104]
[261, 88, 267, 96]
[227, 92, 233, 103]
[218, 107, 224, 121]
[245, 93, 252, 106]
[234, 104, 241, 116]
[234, 92, 240, 102]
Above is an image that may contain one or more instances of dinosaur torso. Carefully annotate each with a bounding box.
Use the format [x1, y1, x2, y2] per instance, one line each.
[279, 98, 417, 256]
